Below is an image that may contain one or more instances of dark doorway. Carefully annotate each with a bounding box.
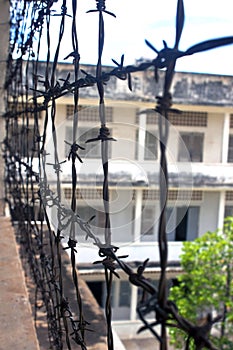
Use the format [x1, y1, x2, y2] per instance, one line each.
[175, 207, 188, 241]
[175, 206, 199, 241]
[87, 281, 103, 307]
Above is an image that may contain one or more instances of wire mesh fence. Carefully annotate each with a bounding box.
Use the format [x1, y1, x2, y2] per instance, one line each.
[3, 0, 233, 349]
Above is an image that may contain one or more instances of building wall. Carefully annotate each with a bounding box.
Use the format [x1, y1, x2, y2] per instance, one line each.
[44, 101, 233, 245]
[199, 191, 220, 235]
[204, 113, 224, 163]
[36, 65, 233, 327]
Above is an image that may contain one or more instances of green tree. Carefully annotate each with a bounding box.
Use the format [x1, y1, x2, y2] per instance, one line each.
[169, 217, 233, 349]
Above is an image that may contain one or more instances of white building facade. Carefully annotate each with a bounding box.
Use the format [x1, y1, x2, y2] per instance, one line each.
[31, 62, 233, 337]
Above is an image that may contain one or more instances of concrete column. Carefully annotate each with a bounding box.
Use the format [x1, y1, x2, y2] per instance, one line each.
[130, 285, 138, 320]
[137, 112, 146, 161]
[217, 191, 226, 229]
[133, 189, 143, 241]
[221, 113, 230, 163]
[0, 0, 10, 215]
[113, 279, 120, 308]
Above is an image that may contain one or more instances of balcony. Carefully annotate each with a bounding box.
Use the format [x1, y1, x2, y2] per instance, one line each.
[42, 158, 233, 189]
[71, 241, 183, 264]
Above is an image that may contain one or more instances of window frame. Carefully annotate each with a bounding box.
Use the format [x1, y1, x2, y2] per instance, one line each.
[65, 126, 112, 159]
[141, 206, 156, 236]
[144, 129, 158, 160]
[178, 131, 204, 162]
[227, 134, 233, 163]
[224, 205, 233, 218]
[135, 128, 158, 161]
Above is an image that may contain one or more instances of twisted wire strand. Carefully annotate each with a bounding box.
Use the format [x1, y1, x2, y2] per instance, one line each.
[87, 3, 116, 348]
[5, 1, 87, 348]
[4, 1, 233, 349]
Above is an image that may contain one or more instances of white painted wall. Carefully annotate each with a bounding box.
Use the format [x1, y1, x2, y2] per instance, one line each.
[44, 103, 233, 254]
[199, 191, 220, 235]
[112, 106, 139, 161]
[111, 190, 134, 243]
[204, 113, 224, 163]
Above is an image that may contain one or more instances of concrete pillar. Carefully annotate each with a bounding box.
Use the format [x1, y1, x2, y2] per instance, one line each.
[221, 113, 230, 163]
[217, 191, 226, 229]
[133, 189, 143, 241]
[137, 112, 146, 161]
[0, 0, 10, 215]
[114, 279, 120, 308]
[130, 285, 138, 321]
[133, 111, 146, 241]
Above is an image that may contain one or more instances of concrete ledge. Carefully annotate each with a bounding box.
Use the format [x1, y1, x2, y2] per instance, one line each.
[2, 216, 125, 349]
[0, 216, 39, 350]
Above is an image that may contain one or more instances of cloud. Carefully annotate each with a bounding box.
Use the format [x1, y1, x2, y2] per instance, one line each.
[38, 0, 233, 75]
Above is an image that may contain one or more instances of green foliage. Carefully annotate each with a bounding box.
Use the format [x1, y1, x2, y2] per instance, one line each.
[169, 217, 233, 349]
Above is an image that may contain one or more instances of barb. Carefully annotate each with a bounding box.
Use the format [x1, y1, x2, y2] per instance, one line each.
[64, 140, 84, 163]
[87, 0, 116, 18]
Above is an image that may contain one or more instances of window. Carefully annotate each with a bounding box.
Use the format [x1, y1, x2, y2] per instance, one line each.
[77, 206, 105, 235]
[65, 127, 112, 159]
[224, 206, 233, 218]
[144, 130, 158, 160]
[66, 105, 113, 122]
[178, 132, 204, 162]
[175, 207, 189, 241]
[169, 111, 208, 127]
[91, 280, 131, 320]
[226, 191, 233, 201]
[227, 135, 233, 162]
[119, 281, 131, 307]
[141, 207, 156, 236]
[21, 126, 35, 157]
[135, 129, 158, 160]
[112, 280, 131, 320]
[79, 128, 101, 158]
[8, 102, 42, 119]
[64, 187, 102, 200]
[167, 206, 199, 241]
[8, 125, 35, 157]
[87, 281, 115, 309]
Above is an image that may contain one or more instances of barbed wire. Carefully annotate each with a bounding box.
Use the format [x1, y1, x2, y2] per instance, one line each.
[3, 0, 233, 349]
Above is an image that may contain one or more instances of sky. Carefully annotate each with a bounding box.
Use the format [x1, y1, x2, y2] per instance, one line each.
[40, 0, 233, 76]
